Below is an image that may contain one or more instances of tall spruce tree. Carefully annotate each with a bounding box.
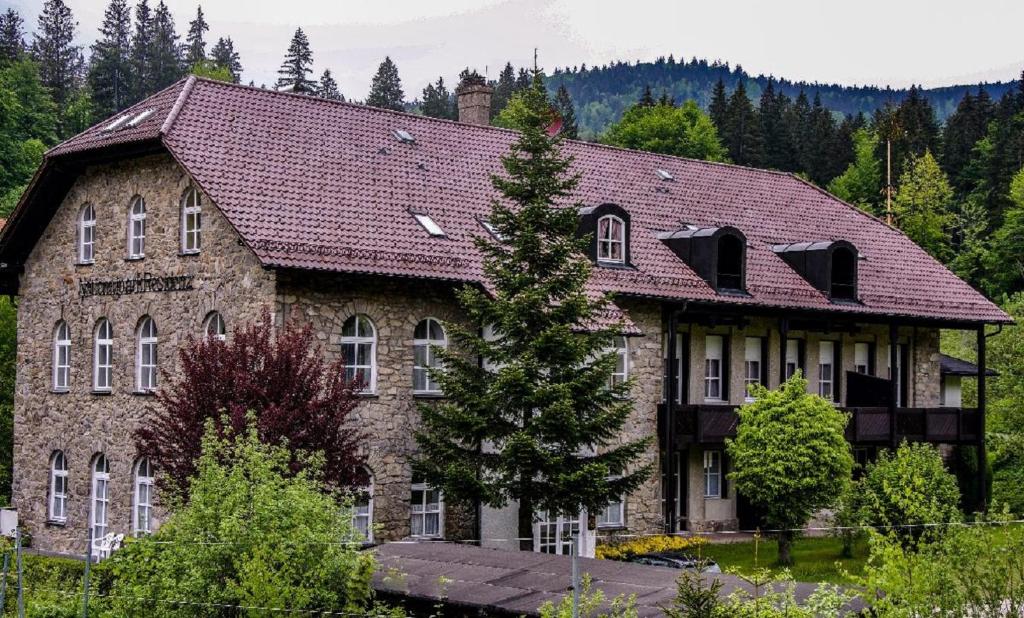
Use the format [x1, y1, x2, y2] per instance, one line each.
[149, 0, 182, 91]
[276, 28, 315, 94]
[87, 0, 133, 118]
[554, 84, 578, 139]
[721, 80, 763, 166]
[637, 84, 655, 108]
[759, 79, 793, 171]
[184, 5, 208, 68]
[420, 76, 453, 119]
[514, 67, 530, 92]
[491, 62, 516, 118]
[415, 70, 651, 550]
[366, 56, 404, 111]
[210, 37, 241, 83]
[802, 92, 838, 184]
[128, 0, 154, 102]
[707, 78, 727, 129]
[317, 69, 343, 101]
[31, 0, 82, 117]
[942, 88, 994, 192]
[0, 9, 25, 63]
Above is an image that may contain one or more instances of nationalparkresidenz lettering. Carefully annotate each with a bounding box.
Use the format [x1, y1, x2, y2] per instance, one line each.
[79, 273, 195, 299]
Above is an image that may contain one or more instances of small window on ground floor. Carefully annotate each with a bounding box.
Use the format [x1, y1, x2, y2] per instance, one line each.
[703, 450, 722, 498]
[410, 478, 442, 538]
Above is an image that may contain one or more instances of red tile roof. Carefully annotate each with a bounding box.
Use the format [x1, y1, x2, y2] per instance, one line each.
[10, 77, 1011, 324]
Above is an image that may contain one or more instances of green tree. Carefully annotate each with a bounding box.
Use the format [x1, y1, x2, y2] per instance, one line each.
[188, 58, 231, 82]
[420, 75, 453, 119]
[554, 84, 578, 139]
[183, 5, 208, 67]
[0, 9, 25, 64]
[318, 68, 343, 101]
[0, 58, 56, 195]
[366, 56, 404, 111]
[149, 0, 182, 91]
[128, 0, 153, 102]
[892, 150, 954, 261]
[827, 128, 882, 214]
[209, 36, 241, 84]
[276, 28, 315, 94]
[87, 0, 132, 118]
[107, 423, 386, 616]
[0, 298, 16, 503]
[491, 61, 516, 118]
[720, 81, 763, 166]
[414, 70, 652, 549]
[30, 0, 83, 127]
[986, 167, 1024, 293]
[602, 99, 727, 161]
[707, 78, 727, 129]
[853, 441, 961, 545]
[727, 374, 853, 565]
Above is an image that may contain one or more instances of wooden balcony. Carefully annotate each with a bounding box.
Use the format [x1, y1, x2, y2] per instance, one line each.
[657, 403, 982, 446]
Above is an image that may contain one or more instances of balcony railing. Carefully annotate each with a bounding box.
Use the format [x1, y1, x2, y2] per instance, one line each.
[657, 403, 981, 446]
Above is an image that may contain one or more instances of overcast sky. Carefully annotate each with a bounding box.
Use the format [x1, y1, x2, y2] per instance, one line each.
[5, 0, 1024, 99]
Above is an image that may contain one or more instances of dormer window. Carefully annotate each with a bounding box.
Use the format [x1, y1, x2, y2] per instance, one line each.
[597, 215, 625, 264]
[830, 246, 857, 300]
[658, 225, 747, 293]
[773, 240, 859, 302]
[716, 234, 745, 291]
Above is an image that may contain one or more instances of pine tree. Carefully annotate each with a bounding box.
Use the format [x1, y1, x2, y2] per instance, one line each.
[802, 92, 838, 184]
[721, 80, 763, 166]
[149, 0, 182, 91]
[892, 150, 954, 261]
[30, 0, 83, 116]
[420, 76, 453, 119]
[554, 84, 578, 139]
[657, 89, 674, 107]
[276, 28, 315, 94]
[759, 79, 794, 171]
[184, 5, 208, 67]
[317, 69, 343, 101]
[941, 88, 994, 192]
[637, 84, 655, 108]
[514, 67, 530, 92]
[128, 0, 154, 102]
[366, 56, 404, 111]
[708, 78, 727, 129]
[209, 36, 241, 83]
[827, 128, 882, 214]
[415, 69, 652, 550]
[491, 62, 515, 118]
[0, 9, 25, 63]
[87, 0, 132, 118]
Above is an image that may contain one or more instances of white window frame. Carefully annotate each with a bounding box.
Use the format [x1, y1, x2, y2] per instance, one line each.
[49, 451, 68, 523]
[704, 335, 724, 402]
[609, 335, 628, 388]
[743, 337, 762, 401]
[352, 468, 374, 542]
[785, 339, 800, 380]
[534, 510, 581, 555]
[413, 318, 446, 394]
[53, 321, 71, 391]
[703, 450, 722, 498]
[133, 458, 154, 536]
[78, 204, 95, 264]
[93, 319, 113, 392]
[90, 454, 110, 558]
[342, 315, 377, 394]
[180, 187, 202, 254]
[204, 311, 226, 341]
[596, 478, 625, 529]
[596, 215, 625, 264]
[127, 195, 146, 258]
[136, 317, 158, 392]
[410, 480, 443, 538]
[854, 342, 870, 375]
[818, 341, 835, 400]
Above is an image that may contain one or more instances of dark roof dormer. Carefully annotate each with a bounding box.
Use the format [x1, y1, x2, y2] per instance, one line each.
[772, 240, 859, 302]
[579, 203, 631, 267]
[658, 225, 747, 294]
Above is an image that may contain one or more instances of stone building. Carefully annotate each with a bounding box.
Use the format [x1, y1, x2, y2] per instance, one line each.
[0, 76, 1009, 557]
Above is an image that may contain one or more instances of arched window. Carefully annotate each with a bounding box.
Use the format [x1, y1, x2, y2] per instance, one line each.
[93, 319, 113, 392]
[48, 451, 68, 523]
[180, 187, 202, 254]
[830, 246, 857, 300]
[413, 318, 446, 394]
[90, 454, 109, 556]
[341, 315, 376, 393]
[204, 311, 226, 341]
[609, 336, 628, 387]
[53, 321, 70, 391]
[596, 215, 625, 264]
[352, 467, 374, 542]
[127, 196, 146, 258]
[716, 233, 745, 291]
[133, 458, 154, 536]
[136, 317, 158, 392]
[78, 204, 96, 264]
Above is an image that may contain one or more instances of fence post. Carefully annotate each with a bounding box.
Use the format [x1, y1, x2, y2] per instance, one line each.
[0, 550, 9, 614]
[15, 528, 23, 618]
[82, 526, 92, 618]
[571, 532, 580, 618]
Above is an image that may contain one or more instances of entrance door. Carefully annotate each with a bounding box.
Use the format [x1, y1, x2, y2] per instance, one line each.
[534, 511, 581, 555]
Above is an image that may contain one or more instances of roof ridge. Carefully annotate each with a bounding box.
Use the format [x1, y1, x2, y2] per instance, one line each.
[160, 75, 197, 135]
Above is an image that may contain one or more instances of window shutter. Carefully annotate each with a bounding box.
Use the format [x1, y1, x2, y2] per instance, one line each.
[798, 339, 806, 375]
[900, 344, 910, 407]
[679, 331, 690, 404]
[759, 336, 769, 386]
[720, 449, 729, 498]
[834, 339, 843, 403]
[868, 342, 877, 376]
[721, 335, 731, 401]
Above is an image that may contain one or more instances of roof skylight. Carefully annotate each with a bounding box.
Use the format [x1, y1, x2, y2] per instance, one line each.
[413, 212, 445, 237]
[656, 169, 674, 181]
[480, 219, 504, 241]
[126, 109, 154, 127]
[393, 129, 415, 144]
[103, 114, 133, 132]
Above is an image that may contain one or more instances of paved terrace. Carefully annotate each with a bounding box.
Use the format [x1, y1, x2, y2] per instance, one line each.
[372, 542, 864, 616]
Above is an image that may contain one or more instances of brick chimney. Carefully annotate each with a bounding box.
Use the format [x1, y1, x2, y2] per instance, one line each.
[456, 74, 493, 126]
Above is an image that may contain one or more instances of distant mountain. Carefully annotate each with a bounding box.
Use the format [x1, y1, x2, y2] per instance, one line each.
[545, 57, 1022, 139]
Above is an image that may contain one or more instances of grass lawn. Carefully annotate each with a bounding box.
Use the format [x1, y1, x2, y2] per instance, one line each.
[696, 535, 868, 585]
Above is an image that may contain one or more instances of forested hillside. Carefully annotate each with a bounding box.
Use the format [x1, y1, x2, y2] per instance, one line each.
[545, 57, 1021, 139]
